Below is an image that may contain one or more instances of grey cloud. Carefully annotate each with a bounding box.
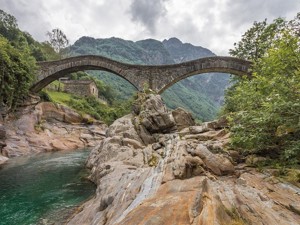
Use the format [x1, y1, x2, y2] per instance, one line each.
[1, 0, 299, 55]
[0, 0, 52, 41]
[186, 0, 300, 54]
[129, 0, 168, 34]
[155, 2, 223, 54]
[224, 0, 300, 28]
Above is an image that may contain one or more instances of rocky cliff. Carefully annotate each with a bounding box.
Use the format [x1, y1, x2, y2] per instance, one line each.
[0, 102, 107, 164]
[67, 94, 300, 225]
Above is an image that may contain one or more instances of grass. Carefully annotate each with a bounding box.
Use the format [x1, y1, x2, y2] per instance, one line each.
[224, 207, 248, 225]
[46, 90, 72, 105]
[275, 167, 300, 187]
[43, 90, 132, 125]
[46, 80, 65, 91]
[252, 160, 300, 187]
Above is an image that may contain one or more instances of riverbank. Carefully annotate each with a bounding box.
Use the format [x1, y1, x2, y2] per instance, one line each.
[0, 148, 96, 225]
[0, 101, 107, 162]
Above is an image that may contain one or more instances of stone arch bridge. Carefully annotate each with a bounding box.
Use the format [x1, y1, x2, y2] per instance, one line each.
[31, 55, 252, 94]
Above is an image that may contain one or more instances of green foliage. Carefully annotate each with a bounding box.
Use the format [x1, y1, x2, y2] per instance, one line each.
[89, 70, 136, 101]
[229, 18, 286, 62]
[162, 80, 218, 121]
[69, 71, 117, 104]
[46, 90, 71, 106]
[0, 9, 47, 61]
[0, 36, 36, 110]
[0, 9, 48, 110]
[0, 9, 18, 41]
[46, 90, 132, 124]
[223, 14, 300, 165]
[68, 96, 132, 124]
[38, 91, 53, 102]
[39, 42, 60, 61]
[23, 32, 46, 61]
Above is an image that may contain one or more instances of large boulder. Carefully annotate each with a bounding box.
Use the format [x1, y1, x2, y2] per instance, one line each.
[187, 144, 234, 175]
[0, 155, 8, 166]
[107, 114, 142, 143]
[2, 102, 107, 157]
[172, 107, 195, 131]
[134, 94, 177, 135]
[35, 102, 89, 124]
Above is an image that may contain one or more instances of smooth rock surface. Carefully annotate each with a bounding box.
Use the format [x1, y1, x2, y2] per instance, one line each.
[2, 102, 107, 157]
[67, 94, 300, 225]
[172, 107, 195, 131]
[135, 94, 177, 134]
[0, 155, 8, 165]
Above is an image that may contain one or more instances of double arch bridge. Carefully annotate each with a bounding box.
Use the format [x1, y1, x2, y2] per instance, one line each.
[30, 55, 252, 94]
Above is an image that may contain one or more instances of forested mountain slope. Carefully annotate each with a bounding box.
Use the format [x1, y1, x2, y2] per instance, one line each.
[69, 36, 230, 121]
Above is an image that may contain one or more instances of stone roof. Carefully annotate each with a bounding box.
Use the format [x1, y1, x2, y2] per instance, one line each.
[61, 80, 95, 85]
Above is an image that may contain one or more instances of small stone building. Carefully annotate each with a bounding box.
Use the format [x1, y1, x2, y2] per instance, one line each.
[61, 80, 98, 97]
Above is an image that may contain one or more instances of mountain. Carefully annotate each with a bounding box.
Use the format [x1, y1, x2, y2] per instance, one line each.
[69, 37, 230, 121]
[162, 37, 214, 61]
[161, 38, 230, 120]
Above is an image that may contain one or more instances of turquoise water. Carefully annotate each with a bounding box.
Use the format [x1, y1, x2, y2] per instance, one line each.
[0, 149, 96, 225]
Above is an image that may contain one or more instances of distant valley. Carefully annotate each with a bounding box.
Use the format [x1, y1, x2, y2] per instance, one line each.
[69, 37, 231, 121]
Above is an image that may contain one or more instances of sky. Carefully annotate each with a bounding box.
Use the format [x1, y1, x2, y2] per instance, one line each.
[1, 0, 299, 55]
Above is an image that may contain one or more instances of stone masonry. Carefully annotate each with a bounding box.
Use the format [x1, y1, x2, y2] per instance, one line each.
[61, 80, 98, 97]
[31, 55, 252, 93]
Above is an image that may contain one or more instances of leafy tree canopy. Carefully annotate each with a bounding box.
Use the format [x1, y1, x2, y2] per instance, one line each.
[223, 13, 300, 165]
[0, 36, 36, 110]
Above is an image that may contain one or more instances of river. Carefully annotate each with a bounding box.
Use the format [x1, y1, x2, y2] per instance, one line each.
[0, 149, 95, 225]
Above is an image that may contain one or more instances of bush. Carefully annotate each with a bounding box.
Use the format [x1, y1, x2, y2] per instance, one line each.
[68, 96, 132, 124]
[223, 18, 300, 165]
[0, 36, 36, 110]
[38, 91, 52, 102]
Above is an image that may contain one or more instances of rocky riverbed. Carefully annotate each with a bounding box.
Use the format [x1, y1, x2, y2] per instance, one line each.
[67, 94, 300, 225]
[1, 94, 299, 225]
[0, 101, 107, 163]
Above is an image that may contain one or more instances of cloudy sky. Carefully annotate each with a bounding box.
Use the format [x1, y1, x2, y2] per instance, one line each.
[1, 0, 299, 55]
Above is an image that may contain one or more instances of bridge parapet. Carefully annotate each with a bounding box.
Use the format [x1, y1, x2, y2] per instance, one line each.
[31, 55, 252, 93]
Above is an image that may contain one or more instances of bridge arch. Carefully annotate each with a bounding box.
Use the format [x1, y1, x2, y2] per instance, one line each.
[30, 55, 143, 93]
[154, 57, 252, 94]
[31, 55, 252, 93]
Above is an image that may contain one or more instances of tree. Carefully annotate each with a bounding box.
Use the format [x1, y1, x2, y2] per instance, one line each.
[46, 28, 69, 57]
[288, 12, 300, 37]
[229, 18, 286, 62]
[223, 14, 300, 165]
[39, 42, 60, 60]
[0, 9, 19, 41]
[23, 32, 46, 61]
[0, 36, 36, 111]
[0, 10, 49, 61]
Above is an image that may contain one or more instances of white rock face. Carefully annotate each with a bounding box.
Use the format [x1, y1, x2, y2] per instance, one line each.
[0, 155, 8, 165]
[67, 94, 300, 225]
[1, 102, 107, 158]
